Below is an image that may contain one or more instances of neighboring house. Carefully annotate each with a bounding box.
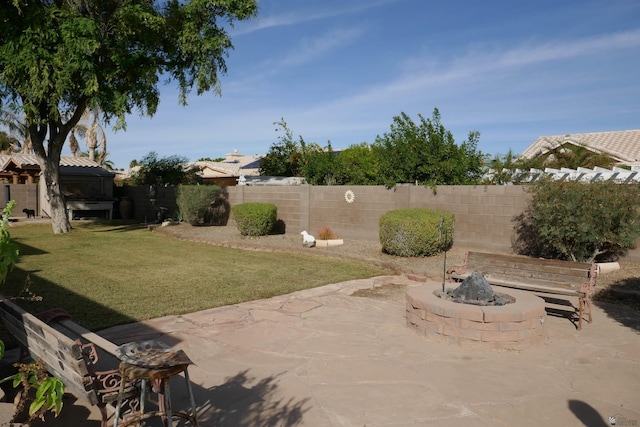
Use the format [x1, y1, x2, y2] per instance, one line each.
[0, 154, 115, 219]
[191, 150, 262, 186]
[520, 129, 640, 166]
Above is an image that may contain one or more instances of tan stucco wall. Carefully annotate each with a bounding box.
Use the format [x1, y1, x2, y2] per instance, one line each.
[228, 184, 640, 262]
[228, 184, 529, 252]
[5, 183, 637, 262]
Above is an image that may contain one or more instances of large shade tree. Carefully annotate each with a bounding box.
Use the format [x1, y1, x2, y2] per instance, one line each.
[0, 0, 257, 233]
[372, 109, 485, 187]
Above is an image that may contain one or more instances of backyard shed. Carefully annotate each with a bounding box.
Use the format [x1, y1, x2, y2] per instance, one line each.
[0, 154, 115, 219]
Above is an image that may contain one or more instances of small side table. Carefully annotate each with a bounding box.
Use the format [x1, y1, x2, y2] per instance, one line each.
[113, 341, 198, 427]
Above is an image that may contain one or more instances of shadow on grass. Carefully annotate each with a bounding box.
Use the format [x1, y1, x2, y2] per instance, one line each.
[82, 222, 148, 233]
[3, 265, 146, 333]
[2, 266, 309, 425]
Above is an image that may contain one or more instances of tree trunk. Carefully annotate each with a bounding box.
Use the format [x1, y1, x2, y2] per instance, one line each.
[40, 154, 72, 234]
[26, 99, 87, 234]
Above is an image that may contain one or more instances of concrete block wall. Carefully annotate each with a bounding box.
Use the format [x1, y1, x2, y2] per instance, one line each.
[6, 183, 637, 262]
[1, 184, 39, 217]
[231, 185, 306, 232]
[114, 185, 178, 223]
[227, 184, 530, 253]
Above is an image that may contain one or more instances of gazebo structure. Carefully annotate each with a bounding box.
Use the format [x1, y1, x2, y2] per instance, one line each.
[0, 154, 115, 220]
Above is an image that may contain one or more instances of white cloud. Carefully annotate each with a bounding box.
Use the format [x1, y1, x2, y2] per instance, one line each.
[309, 28, 640, 114]
[281, 27, 365, 68]
[233, 0, 402, 36]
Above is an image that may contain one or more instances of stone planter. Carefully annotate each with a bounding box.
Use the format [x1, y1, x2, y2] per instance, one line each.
[315, 239, 344, 247]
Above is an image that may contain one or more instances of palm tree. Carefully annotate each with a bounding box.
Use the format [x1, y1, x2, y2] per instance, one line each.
[539, 142, 615, 169]
[77, 150, 115, 170]
[0, 108, 33, 154]
[69, 108, 107, 165]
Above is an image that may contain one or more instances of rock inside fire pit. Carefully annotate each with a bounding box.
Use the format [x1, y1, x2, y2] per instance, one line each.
[440, 272, 515, 306]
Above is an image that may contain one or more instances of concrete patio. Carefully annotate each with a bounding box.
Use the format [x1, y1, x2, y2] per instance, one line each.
[11, 273, 636, 426]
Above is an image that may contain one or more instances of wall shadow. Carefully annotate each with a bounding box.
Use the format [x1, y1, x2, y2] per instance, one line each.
[594, 276, 640, 333]
[594, 299, 640, 334]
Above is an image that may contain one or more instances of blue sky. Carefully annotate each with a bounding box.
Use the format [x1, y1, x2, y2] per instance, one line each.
[100, 0, 639, 169]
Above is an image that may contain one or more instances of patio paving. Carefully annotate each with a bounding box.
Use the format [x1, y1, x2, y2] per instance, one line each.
[13, 273, 637, 426]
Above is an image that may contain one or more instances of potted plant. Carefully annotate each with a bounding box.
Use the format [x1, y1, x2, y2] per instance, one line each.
[315, 226, 343, 247]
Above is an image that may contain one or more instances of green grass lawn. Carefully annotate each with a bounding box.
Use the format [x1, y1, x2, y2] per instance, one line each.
[4, 222, 390, 331]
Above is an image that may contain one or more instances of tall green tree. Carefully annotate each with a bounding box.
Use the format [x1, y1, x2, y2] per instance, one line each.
[0, 0, 257, 233]
[300, 140, 339, 185]
[372, 109, 484, 187]
[333, 143, 381, 185]
[259, 119, 304, 177]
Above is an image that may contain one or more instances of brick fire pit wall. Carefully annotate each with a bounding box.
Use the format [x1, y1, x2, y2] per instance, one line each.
[406, 283, 548, 350]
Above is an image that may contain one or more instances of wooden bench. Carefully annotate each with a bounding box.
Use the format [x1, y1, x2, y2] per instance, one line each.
[446, 251, 598, 330]
[0, 298, 139, 427]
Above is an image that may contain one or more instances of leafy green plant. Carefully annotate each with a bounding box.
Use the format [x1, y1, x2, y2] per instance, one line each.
[176, 185, 221, 225]
[2, 359, 64, 422]
[130, 152, 201, 186]
[0, 201, 19, 284]
[231, 203, 278, 236]
[379, 208, 454, 257]
[513, 178, 640, 262]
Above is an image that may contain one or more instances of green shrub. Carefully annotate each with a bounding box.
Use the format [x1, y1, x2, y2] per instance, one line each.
[379, 208, 454, 257]
[514, 178, 640, 262]
[0, 201, 19, 285]
[232, 203, 278, 236]
[176, 185, 221, 225]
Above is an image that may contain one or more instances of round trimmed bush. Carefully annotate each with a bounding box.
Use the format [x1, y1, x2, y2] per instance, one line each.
[379, 208, 454, 257]
[231, 203, 278, 236]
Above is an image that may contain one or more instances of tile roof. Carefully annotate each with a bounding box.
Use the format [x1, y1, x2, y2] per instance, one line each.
[192, 154, 262, 178]
[520, 130, 640, 163]
[0, 154, 107, 169]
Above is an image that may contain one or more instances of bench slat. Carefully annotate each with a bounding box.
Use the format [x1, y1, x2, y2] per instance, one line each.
[0, 300, 96, 403]
[57, 319, 118, 356]
[466, 253, 591, 280]
[467, 251, 592, 269]
[482, 278, 585, 296]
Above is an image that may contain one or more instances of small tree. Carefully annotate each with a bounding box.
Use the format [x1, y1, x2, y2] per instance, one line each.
[130, 152, 201, 186]
[372, 109, 484, 187]
[300, 140, 339, 185]
[333, 143, 381, 185]
[259, 119, 304, 177]
[513, 178, 640, 262]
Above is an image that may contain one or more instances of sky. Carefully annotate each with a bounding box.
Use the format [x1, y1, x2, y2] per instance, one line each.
[96, 0, 640, 169]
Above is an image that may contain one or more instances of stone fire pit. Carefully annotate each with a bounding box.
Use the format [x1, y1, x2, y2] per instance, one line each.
[406, 281, 547, 349]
